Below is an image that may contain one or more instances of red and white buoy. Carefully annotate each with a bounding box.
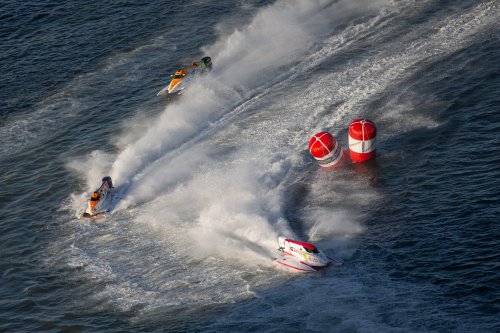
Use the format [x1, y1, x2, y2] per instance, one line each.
[308, 132, 346, 168]
[348, 119, 377, 163]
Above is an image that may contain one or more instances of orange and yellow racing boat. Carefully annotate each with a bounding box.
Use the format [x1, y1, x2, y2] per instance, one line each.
[157, 56, 212, 96]
[167, 68, 187, 94]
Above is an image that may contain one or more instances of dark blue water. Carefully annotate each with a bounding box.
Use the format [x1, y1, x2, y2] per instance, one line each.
[1, 0, 499, 332]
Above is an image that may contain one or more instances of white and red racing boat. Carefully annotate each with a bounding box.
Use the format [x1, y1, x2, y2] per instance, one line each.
[76, 176, 114, 219]
[273, 236, 343, 272]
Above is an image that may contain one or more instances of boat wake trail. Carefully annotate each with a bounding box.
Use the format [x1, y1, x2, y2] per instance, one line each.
[47, 0, 500, 327]
[66, 0, 392, 265]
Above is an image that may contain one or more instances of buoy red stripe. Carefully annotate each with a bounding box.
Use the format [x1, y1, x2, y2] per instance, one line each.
[349, 119, 377, 140]
[315, 132, 332, 153]
[349, 149, 376, 162]
[309, 131, 346, 168]
[308, 132, 336, 159]
[314, 140, 338, 161]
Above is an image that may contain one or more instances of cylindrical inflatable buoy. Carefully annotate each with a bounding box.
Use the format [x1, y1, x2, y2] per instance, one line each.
[348, 119, 377, 162]
[308, 132, 346, 168]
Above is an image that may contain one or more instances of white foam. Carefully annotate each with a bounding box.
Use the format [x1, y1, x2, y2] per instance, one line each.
[0, 97, 81, 159]
[58, 0, 500, 318]
[102, 0, 400, 266]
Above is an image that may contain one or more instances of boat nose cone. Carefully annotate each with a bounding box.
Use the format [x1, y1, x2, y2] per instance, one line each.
[317, 254, 328, 266]
[307, 254, 329, 267]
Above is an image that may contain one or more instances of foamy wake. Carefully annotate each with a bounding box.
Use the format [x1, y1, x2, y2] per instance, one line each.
[72, 0, 487, 262]
[70, 0, 389, 260]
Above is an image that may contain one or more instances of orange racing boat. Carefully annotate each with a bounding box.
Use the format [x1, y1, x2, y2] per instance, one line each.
[167, 68, 187, 94]
[76, 176, 114, 219]
[157, 56, 212, 96]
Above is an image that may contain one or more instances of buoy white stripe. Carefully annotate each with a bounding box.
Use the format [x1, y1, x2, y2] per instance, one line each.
[348, 137, 376, 153]
[319, 148, 344, 167]
[314, 141, 339, 161]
